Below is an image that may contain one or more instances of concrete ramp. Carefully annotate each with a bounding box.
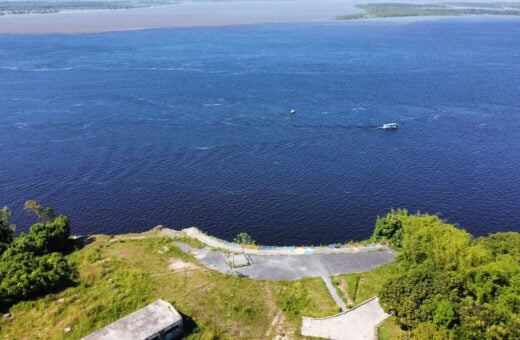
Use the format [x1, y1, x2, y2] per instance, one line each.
[301, 297, 388, 340]
[322, 276, 347, 312]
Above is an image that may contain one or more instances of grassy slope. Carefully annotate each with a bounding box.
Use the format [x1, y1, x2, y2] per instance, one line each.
[335, 262, 400, 305]
[0, 233, 338, 339]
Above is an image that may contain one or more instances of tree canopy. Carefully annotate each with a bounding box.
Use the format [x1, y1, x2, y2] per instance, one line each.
[24, 200, 55, 222]
[233, 232, 256, 245]
[0, 206, 15, 254]
[374, 210, 520, 339]
[0, 201, 76, 310]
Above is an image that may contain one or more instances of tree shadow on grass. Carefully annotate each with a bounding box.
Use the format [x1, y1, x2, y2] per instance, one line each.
[180, 312, 198, 337]
[68, 235, 96, 254]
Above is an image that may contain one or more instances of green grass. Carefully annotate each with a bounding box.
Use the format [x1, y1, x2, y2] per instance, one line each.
[172, 235, 205, 249]
[0, 233, 338, 339]
[334, 262, 400, 305]
[275, 279, 340, 319]
[378, 317, 406, 340]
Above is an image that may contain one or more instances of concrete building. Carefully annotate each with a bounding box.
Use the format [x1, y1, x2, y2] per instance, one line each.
[83, 299, 183, 340]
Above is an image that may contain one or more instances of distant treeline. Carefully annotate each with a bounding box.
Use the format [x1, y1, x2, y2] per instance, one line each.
[338, 2, 520, 20]
[0, 0, 177, 15]
[371, 210, 519, 339]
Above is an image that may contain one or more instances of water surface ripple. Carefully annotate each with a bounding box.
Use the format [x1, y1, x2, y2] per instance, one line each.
[1, 18, 519, 244]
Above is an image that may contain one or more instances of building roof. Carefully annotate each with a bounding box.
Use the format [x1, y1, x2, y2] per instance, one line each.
[83, 299, 182, 340]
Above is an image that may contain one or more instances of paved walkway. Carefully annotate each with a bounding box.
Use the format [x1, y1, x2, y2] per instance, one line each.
[301, 297, 389, 340]
[175, 242, 395, 280]
[182, 227, 390, 255]
[322, 276, 347, 312]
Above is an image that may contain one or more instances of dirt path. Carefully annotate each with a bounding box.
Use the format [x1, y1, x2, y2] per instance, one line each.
[263, 283, 288, 338]
[335, 277, 354, 306]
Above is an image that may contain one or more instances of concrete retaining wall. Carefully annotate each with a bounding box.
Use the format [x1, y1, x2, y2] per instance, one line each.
[182, 227, 389, 256]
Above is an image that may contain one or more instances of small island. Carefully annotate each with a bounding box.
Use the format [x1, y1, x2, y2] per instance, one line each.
[337, 2, 520, 20]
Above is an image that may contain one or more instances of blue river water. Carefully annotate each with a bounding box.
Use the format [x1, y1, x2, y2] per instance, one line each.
[1, 17, 519, 245]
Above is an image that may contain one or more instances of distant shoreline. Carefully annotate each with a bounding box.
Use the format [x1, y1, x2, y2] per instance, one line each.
[337, 2, 520, 20]
[2, 1, 520, 34]
[0, 0, 520, 34]
[0, 0, 363, 34]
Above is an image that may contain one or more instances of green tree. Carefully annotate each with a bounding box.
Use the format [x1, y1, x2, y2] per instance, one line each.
[380, 265, 439, 327]
[0, 201, 76, 309]
[411, 322, 455, 340]
[0, 206, 15, 254]
[433, 299, 457, 328]
[24, 200, 55, 222]
[28, 215, 71, 254]
[375, 211, 519, 338]
[0, 251, 75, 306]
[233, 232, 256, 245]
[369, 210, 404, 247]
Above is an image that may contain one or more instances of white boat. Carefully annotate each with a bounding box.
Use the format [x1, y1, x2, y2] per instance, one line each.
[290, 108, 296, 114]
[381, 123, 398, 130]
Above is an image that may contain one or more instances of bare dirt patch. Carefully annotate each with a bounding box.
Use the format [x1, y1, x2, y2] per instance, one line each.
[169, 259, 198, 272]
[263, 283, 289, 339]
[158, 227, 184, 238]
[335, 276, 354, 306]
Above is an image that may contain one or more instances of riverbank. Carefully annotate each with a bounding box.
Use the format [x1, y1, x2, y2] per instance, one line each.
[2, 1, 520, 34]
[116, 226, 396, 280]
[2, 210, 516, 338]
[0, 228, 398, 339]
[0, 0, 362, 34]
[182, 226, 388, 255]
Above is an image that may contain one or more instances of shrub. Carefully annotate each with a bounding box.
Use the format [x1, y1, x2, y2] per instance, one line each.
[233, 232, 256, 245]
[376, 211, 520, 338]
[0, 252, 76, 306]
[28, 215, 71, 254]
[0, 201, 76, 309]
[369, 210, 403, 247]
[0, 207, 15, 255]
